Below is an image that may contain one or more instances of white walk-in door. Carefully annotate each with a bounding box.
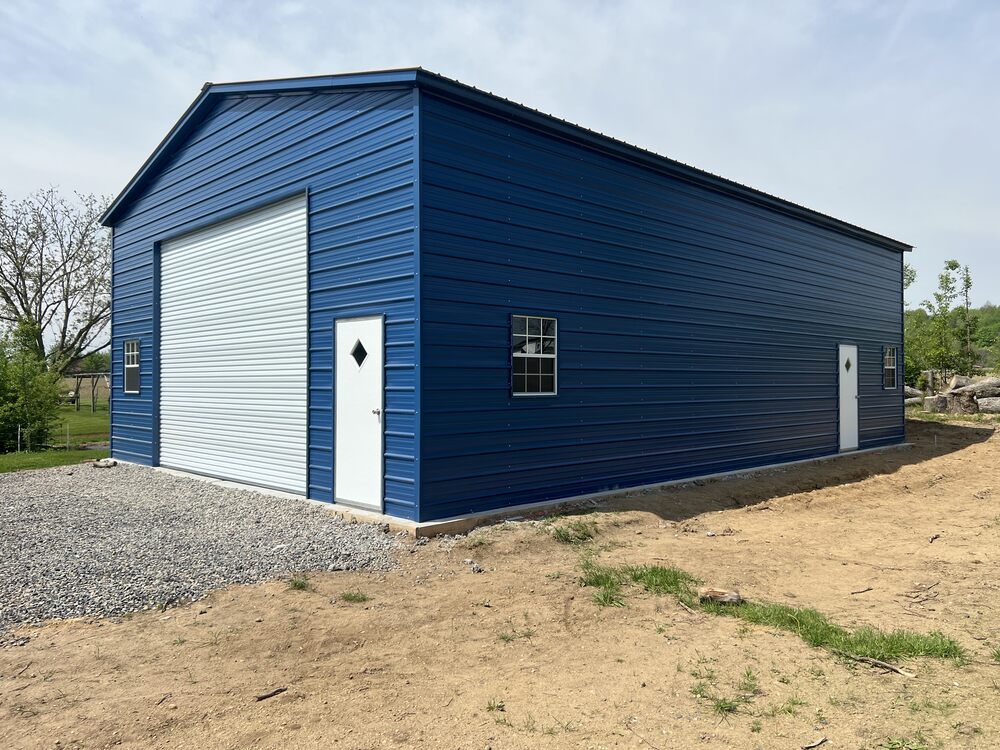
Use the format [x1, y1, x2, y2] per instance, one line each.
[838, 343, 859, 452]
[159, 196, 308, 493]
[334, 316, 384, 511]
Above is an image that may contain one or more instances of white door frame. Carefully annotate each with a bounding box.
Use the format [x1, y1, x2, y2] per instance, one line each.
[838, 343, 859, 452]
[334, 314, 385, 511]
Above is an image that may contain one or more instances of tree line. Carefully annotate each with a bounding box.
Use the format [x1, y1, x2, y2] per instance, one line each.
[904, 260, 998, 388]
[0, 188, 109, 450]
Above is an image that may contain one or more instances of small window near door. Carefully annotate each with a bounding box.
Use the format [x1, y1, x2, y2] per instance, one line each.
[883, 346, 897, 389]
[124, 340, 140, 394]
[512, 315, 557, 396]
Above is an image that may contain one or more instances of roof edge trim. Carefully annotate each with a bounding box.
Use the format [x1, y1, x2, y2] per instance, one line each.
[99, 68, 422, 226]
[412, 70, 912, 253]
[100, 67, 912, 253]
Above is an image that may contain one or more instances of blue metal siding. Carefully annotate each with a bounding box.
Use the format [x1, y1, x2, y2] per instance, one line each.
[417, 91, 904, 521]
[109, 88, 418, 518]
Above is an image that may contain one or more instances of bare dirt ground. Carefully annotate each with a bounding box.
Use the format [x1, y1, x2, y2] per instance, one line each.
[2, 418, 999, 750]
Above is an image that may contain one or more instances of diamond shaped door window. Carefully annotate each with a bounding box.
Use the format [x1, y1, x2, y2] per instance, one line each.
[844, 357, 852, 372]
[351, 340, 368, 367]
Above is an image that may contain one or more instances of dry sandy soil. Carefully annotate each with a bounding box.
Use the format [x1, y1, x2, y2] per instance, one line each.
[2, 418, 999, 750]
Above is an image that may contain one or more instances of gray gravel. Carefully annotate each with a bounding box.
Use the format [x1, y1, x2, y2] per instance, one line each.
[0, 463, 398, 643]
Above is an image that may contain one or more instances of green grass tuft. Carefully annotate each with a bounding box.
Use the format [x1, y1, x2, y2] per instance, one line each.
[626, 564, 699, 602]
[340, 591, 369, 603]
[592, 587, 625, 607]
[737, 667, 759, 696]
[551, 519, 597, 544]
[991, 646, 1000, 663]
[288, 575, 313, 591]
[711, 696, 741, 715]
[579, 560, 965, 663]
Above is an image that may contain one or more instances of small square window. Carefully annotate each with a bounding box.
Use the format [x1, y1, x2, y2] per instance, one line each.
[124, 340, 140, 394]
[883, 346, 897, 390]
[511, 315, 557, 396]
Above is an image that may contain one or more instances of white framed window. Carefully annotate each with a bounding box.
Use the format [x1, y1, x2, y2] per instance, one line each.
[512, 314, 557, 396]
[883, 346, 897, 389]
[124, 340, 140, 394]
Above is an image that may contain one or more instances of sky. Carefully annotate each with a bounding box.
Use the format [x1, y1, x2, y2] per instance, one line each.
[1, 0, 997, 306]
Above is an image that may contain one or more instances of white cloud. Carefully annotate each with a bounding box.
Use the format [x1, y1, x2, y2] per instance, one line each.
[1, 0, 996, 302]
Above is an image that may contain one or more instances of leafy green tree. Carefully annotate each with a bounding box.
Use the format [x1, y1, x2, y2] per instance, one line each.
[920, 260, 961, 379]
[952, 264, 979, 375]
[0, 320, 61, 452]
[903, 308, 929, 386]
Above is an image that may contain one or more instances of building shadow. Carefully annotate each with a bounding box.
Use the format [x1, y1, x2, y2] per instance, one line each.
[584, 419, 996, 524]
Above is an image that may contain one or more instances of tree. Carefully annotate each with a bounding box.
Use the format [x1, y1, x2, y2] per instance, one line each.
[0, 320, 61, 452]
[952, 263, 979, 375]
[0, 188, 111, 374]
[920, 260, 961, 379]
[903, 262, 916, 296]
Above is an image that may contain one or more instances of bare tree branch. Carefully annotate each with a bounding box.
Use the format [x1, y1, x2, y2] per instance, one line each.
[0, 188, 111, 374]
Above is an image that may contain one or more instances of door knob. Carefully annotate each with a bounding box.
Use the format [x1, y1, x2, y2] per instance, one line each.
[371, 408, 381, 416]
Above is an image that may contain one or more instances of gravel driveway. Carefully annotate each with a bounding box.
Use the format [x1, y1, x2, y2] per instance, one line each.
[0, 463, 398, 643]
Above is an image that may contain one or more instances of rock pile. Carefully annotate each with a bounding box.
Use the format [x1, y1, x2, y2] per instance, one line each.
[923, 376, 1000, 415]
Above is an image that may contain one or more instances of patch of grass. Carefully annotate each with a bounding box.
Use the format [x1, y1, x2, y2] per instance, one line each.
[991, 646, 1000, 663]
[690, 681, 712, 699]
[626, 564, 698, 600]
[880, 736, 929, 750]
[592, 587, 625, 607]
[497, 627, 534, 643]
[737, 667, 759, 696]
[340, 590, 369, 603]
[750, 719, 762, 733]
[907, 698, 956, 715]
[0, 448, 108, 474]
[551, 519, 597, 544]
[288, 575, 313, 592]
[712, 696, 741, 716]
[171, 638, 186, 646]
[579, 557, 626, 607]
[578, 560, 965, 663]
[486, 698, 505, 712]
[56, 403, 110, 444]
[762, 696, 807, 717]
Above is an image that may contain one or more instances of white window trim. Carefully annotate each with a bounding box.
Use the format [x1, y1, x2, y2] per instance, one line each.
[511, 314, 558, 397]
[124, 340, 140, 394]
[883, 345, 898, 390]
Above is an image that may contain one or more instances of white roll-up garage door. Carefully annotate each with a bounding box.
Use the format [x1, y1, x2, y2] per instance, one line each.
[160, 196, 308, 494]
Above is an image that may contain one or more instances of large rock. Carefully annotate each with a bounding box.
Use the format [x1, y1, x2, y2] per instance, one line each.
[946, 389, 979, 414]
[948, 374, 973, 390]
[923, 394, 948, 413]
[979, 397, 1000, 414]
[952, 377, 1000, 398]
[904, 397, 923, 406]
[904, 386, 923, 399]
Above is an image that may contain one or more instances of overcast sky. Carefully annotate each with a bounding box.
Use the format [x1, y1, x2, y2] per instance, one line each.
[1, 0, 996, 305]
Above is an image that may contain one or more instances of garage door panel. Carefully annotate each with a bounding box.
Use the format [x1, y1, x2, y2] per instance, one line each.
[160, 196, 308, 494]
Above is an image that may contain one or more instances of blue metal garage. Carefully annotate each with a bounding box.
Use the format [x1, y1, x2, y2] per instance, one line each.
[101, 68, 910, 523]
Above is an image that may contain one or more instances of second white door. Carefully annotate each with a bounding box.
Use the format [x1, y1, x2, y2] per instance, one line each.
[335, 316, 384, 511]
[838, 343, 859, 451]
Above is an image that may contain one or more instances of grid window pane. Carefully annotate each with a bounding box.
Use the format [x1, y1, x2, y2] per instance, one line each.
[124, 340, 141, 394]
[512, 315, 557, 396]
[883, 346, 897, 389]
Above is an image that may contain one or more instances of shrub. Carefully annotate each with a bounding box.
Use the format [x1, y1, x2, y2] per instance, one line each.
[0, 323, 62, 452]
